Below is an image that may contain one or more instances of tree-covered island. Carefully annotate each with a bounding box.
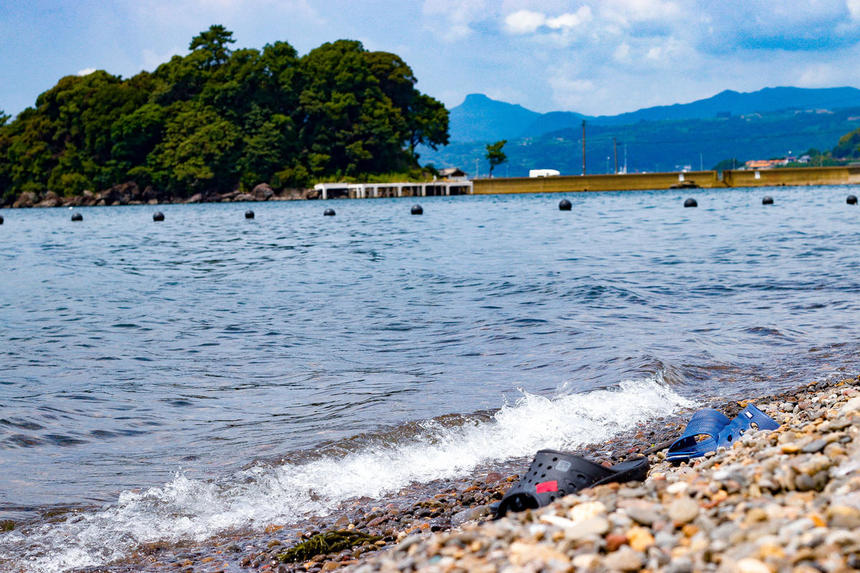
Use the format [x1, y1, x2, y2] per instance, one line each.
[0, 25, 450, 207]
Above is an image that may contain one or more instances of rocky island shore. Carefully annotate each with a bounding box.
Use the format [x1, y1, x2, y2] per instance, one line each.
[5, 182, 316, 209]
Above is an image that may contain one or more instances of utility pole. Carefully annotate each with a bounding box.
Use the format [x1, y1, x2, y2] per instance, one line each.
[613, 138, 619, 174]
[581, 120, 587, 175]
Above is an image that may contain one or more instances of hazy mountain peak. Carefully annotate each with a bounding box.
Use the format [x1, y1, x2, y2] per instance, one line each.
[449, 86, 860, 142]
[449, 94, 540, 142]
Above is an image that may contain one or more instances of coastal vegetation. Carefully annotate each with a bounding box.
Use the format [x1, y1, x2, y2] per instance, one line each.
[0, 26, 449, 206]
[832, 127, 860, 160]
[485, 140, 507, 176]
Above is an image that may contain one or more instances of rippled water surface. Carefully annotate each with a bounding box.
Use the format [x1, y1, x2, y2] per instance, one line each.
[1, 187, 859, 571]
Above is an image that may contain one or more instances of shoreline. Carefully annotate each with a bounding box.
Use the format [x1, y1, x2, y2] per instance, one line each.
[88, 375, 859, 572]
[347, 375, 859, 573]
[4, 167, 860, 210]
[2, 182, 317, 209]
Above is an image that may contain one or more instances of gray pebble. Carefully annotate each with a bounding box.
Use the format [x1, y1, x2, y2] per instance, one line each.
[802, 439, 828, 453]
[627, 505, 661, 526]
[667, 496, 699, 524]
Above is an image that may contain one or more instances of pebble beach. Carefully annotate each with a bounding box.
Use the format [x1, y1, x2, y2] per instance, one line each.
[205, 375, 860, 573]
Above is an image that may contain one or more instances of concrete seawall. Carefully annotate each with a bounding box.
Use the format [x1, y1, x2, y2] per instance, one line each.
[472, 166, 860, 194]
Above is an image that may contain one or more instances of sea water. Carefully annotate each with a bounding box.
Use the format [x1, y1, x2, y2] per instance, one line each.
[1, 187, 858, 571]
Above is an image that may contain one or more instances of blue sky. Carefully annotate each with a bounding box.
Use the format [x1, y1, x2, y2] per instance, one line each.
[3, 0, 860, 119]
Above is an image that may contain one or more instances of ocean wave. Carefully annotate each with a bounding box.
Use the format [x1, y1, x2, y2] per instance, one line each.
[0, 377, 692, 572]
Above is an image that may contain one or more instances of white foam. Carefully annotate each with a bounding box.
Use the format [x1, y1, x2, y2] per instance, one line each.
[0, 376, 693, 572]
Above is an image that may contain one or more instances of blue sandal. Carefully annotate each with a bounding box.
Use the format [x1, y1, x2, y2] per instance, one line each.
[667, 404, 778, 462]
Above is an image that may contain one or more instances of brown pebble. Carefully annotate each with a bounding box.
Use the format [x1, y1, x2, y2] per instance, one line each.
[367, 516, 386, 527]
[605, 532, 628, 551]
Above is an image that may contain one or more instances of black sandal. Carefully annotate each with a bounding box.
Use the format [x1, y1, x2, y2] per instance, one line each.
[495, 449, 649, 517]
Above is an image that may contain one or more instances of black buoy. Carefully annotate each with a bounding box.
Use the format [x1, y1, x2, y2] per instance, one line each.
[245, 210, 255, 219]
[762, 196, 774, 205]
[71, 212, 83, 221]
[411, 204, 423, 215]
[324, 208, 336, 216]
[153, 211, 164, 222]
[848, 195, 858, 205]
[684, 198, 698, 208]
[558, 199, 572, 211]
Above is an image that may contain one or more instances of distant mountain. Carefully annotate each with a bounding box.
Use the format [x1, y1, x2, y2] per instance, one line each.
[420, 86, 860, 177]
[594, 87, 860, 126]
[421, 106, 860, 178]
[447, 86, 860, 143]
[449, 93, 541, 142]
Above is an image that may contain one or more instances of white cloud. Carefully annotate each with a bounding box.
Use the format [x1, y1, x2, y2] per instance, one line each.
[548, 68, 596, 109]
[504, 6, 592, 35]
[505, 10, 546, 34]
[850, 0, 860, 20]
[600, 0, 683, 26]
[76, 68, 96, 76]
[613, 42, 631, 63]
[547, 8, 592, 30]
[797, 62, 842, 86]
[423, 0, 489, 41]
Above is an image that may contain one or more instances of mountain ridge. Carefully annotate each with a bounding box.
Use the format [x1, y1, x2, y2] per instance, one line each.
[450, 86, 860, 143]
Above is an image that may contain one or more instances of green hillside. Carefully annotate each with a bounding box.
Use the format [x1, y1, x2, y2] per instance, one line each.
[424, 106, 860, 177]
[0, 25, 449, 206]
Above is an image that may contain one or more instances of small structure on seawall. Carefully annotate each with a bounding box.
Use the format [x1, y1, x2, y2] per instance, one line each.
[314, 180, 472, 200]
[529, 169, 560, 178]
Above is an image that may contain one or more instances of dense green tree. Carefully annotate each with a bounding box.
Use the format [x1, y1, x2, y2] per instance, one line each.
[406, 93, 449, 159]
[238, 111, 300, 188]
[486, 140, 508, 177]
[189, 24, 235, 68]
[110, 103, 165, 165]
[833, 129, 860, 159]
[297, 40, 403, 176]
[0, 26, 449, 204]
[149, 102, 242, 195]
